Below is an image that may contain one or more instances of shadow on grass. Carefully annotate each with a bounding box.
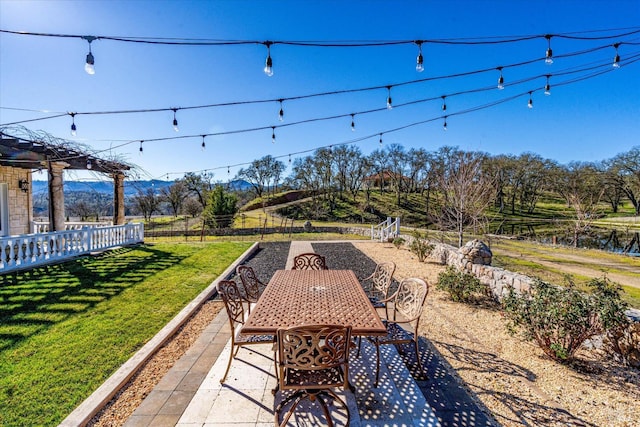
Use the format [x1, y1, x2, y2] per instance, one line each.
[0, 244, 186, 351]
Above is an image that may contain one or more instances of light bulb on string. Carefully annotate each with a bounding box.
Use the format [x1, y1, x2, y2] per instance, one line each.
[528, 92, 534, 109]
[613, 43, 621, 69]
[82, 36, 96, 75]
[201, 135, 206, 151]
[379, 133, 383, 147]
[443, 116, 448, 131]
[497, 67, 504, 90]
[86, 158, 92, 170]
[166, 173, 169, 181]
[350, 114, 355, 131]
[386, 86, 393, 109]
[271, 126, 276, 144]
[545, 35, 553, 65]
[139, 140, 144, 155]
[441, 96, 447, 111]
[415, 41, 424, 72]
[288, 154, 291, 164]
[69, 113, 77, 136]
[263, 42, 273, 76]
[278, 99, 284, 122]
[227, 166, 230, 175]
[172, 108, 179, 132]
[544, 75, 551, 96]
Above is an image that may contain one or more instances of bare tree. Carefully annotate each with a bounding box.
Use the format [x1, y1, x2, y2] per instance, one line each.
[236, 155, 286, 199]
[431, 149, 496, 247]
[160, 180, 188, 217]
[132, 188, 161, 221]
[551, 162, 605, 247]
[183, 172, 215, 210]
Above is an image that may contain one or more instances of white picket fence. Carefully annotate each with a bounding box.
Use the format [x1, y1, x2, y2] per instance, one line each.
[371, 216, 400, 242]
[0, 223, 144, 274]
[31, 221, 114, 233]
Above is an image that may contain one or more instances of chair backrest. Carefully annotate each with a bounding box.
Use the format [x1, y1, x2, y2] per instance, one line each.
[292, 253, 328, 270]
[216, 279, 246, 329]
[370, 261, 396, 297]
[236, 265, 265, 301]
[277, 324, 352, 390]
[393, 277, 429, 322]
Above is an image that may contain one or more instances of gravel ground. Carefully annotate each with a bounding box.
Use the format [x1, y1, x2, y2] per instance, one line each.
[89, 240, 640, 427]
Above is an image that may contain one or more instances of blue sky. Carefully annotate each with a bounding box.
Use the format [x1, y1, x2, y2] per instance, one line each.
[1, 0, 639, 183]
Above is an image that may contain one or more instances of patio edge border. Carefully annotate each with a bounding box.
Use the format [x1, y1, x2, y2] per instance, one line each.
[59, 241, 260, 427]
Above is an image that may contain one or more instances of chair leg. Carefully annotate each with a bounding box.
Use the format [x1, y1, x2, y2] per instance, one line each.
[276, 391, 304, 427]
[374, 338, 381, 388]
[219, 340, 236, 384]
[413, 339, 428, 380]
[315, 394, 335, 427]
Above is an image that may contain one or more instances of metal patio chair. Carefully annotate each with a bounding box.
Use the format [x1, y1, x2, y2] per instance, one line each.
[216, 279, 274, 384]
[275, 324, 352, 427]
[371, 277, 429, 387]
[292, 252, 328, 270]
[236, 265, 267, 313]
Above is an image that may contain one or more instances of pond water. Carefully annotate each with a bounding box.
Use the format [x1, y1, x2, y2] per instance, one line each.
[493, 222, 640, 255]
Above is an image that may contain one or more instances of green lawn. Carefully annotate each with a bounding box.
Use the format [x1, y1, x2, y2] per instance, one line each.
[0, 241, 251, 426]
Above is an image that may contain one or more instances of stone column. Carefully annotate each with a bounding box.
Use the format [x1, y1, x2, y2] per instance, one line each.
[47, 161, 69, 232]
[112, 172, 125, 225]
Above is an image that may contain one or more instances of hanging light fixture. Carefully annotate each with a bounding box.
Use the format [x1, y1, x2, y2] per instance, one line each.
[379, 133, 383, 147]
[443, 116, 448, 131]
[69, 112, 77, 136]
[201, 135, 206, 150]
[350, 113, 355, 131]
[544, 75, 551, 96]
[545, 35, 553, 65]
[613, 43, 621, 69]
[86, 158, 92, 169]
[278, 99, 284, 121]
[271, 126, 276, 143]
[139, 140, 144, 154]
[171, 108, 179, 132]
[528, 91, 534, 109]
[415, 41, 424, 72]
[263, 41, 273, 76]
[497, 67, 505, 90]
[386, 86, 393, 109]
[441, 96, 447, 111]
[288, 154, 292, 163]
[82, 36, 96, 75]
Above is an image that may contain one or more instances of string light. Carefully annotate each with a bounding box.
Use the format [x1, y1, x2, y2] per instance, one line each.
[201, 134, 206, 150]
[545, 35, 553, 65]
[278, 99, 284, 121]
[139, 140, 144, 154]
[497, 67, 505, 90]
[271, 126, 276, 143]
[441, 96, 447, 111]
[86, 158, 92, 169]
[528, 91, 534, 109]
[166, 173, 169, 180]
[69, 113, 77, 136]
[415, 41, 424, 72]
[172, 108, 179, 132]
[288, 154, 291, 163]
[264, 41, 273, 76]
[379, 133, 383, 147]
[613, 43, 621, 68]
[443, 116, 448, 131]
[350, 113, 355, 131]
[544, 75, 551, 96]
[227, 166, 230, 175]
[386, 86, 393, 109]
[82, 36, 96, 75]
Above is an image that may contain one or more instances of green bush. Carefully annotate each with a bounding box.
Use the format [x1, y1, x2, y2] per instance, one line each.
[502, 276, 629, 363]
[409, 230, 434, 262]
[392, 237, 406, 249]
[436, 265, 485, 302]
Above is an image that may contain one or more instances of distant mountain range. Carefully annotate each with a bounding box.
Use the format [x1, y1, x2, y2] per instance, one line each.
[31, 179, 252, 197]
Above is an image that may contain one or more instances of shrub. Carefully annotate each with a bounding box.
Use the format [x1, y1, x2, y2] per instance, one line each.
[392, 237, 406, 249]
[409, 230, 434, 262]
[436, 265, 485, 302]
[502, 276, 629, 363]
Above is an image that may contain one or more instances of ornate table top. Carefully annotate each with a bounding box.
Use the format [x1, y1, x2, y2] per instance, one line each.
[241, 269, 386, 336]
